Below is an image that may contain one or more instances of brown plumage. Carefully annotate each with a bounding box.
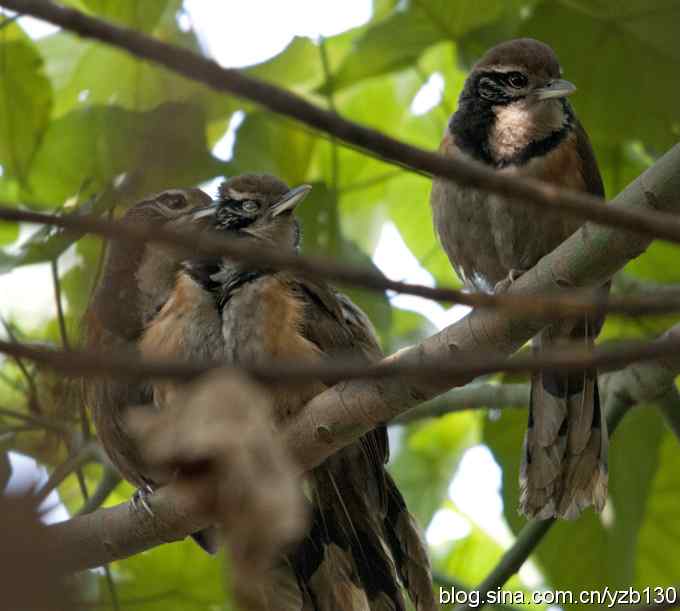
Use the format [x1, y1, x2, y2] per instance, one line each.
[85, 175, 435, 610]
[430, 39, 608, 519]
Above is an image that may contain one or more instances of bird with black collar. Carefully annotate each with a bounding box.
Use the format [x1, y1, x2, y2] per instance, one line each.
[430, 38, 608, 520]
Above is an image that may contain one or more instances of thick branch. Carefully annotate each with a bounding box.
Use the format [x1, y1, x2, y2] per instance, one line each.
[45, 482, 213, 572]
[287, 145, 680, 471]
[4, 0, 680, 246]
[43, 323, 680, 571]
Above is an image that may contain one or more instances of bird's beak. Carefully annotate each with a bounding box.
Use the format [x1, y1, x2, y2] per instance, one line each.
[271, 184, 312, 217]
[534, 78, 576, 100]
[189, 203, 219, 220]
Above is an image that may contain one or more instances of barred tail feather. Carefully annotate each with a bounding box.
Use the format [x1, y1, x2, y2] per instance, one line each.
[384, 473, 436, 611]
[520, 367, 608, 520]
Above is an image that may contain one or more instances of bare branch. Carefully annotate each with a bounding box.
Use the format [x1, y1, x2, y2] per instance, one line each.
[453, 344, 680, 611]
[396, 383, 529, 423]
[42, 322, 680, 571]
[5, 206, 680, 319]
[3, 334, 680, 392]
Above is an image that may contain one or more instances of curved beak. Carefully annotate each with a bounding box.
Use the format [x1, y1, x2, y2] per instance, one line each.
[534, 78, 576, 100]
[271, 184, 312, 217]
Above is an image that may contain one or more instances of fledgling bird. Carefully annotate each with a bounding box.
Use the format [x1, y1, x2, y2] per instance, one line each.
[430, 38, 608, 520]
[85, 177, 435, 610]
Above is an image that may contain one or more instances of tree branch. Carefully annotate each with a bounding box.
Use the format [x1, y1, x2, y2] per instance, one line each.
[454, 326, 680, 611]
[395, 383, 529, 423]
[285, 142, 680, 472]
[4, 0, 680, 247]
[4, 206, 680, 319]
[42, 321, 680, 571]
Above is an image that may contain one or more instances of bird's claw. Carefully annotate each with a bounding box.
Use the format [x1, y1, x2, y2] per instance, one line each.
[131, 484, 155, 518]
[494, 268, 527, 293]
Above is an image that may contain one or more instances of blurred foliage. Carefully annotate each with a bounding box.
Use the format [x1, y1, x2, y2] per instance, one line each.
[0, 0, 679, 609]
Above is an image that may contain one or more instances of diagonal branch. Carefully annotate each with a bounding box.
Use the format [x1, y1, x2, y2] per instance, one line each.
[4, 0, 680, 246]
[285, 142, 680, 472]
[42, 320, 680, 572]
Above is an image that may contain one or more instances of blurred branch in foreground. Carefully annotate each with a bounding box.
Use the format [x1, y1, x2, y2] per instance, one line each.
[3, 205, 680, 319]
[3, 0, 680, 248]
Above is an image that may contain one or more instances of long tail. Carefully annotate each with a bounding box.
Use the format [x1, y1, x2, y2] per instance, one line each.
[519, 320, 608, 520]
[274, 430, 435, 610]
[383, 471, 437, 611]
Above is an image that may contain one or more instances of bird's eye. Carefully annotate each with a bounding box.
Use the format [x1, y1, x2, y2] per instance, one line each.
[159, 193, 187, 210]
[242, 200, 259, 213]
[507, 72, 528, 89]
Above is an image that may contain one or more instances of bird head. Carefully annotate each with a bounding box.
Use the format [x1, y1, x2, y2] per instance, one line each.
[468, 38, 575, 107]
[452, 38, 576, 165]
[198, 174, 312, 252]
[86, 188, 217, 341]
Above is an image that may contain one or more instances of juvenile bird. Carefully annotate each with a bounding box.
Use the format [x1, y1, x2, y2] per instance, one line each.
[85, 176, 435, 610]
[430, 38, 608, 519]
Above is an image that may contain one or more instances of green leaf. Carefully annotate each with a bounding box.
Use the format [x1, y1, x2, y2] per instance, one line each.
[330, 0, 525, 90]
[635, 426, 680, 587]
[391, 411, 480, 526]
[387, 173, 460, 287]
[26, 102, 225, 207]
[227, 112, 317, 186]
[519, 1, 680, 150]
[82, 0, 177, 30]
[0, 220, 18, 247]
[436, 509, 527, 594]
[247, 37, 324, 92]
[483, 403, 670, 608]
[36, 25, 235, 121]
[0, 22, 53, 184]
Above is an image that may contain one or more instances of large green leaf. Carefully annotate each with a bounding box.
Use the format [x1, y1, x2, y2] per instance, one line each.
[78, 0, 176, 30]
[635, 427, 680, 587]
[26, 102, 224, 207]
[0, 23, 53, 184]
[36, 20, 234, 121]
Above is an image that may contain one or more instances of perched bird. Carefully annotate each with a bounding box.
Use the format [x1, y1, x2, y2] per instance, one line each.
[84, 187, 224, 551]
[430, 38, 608, 519]
[85, 176, 435, 610]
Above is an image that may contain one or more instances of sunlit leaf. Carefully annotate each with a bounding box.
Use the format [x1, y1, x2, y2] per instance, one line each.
[0, 22, 53, 184]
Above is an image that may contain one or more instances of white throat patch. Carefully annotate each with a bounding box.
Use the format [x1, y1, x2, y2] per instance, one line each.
[490, 98, 567, 164]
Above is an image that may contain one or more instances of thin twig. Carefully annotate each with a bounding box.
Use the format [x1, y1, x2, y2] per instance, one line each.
[4, 0, 680, 247]
[4, 206, 680, 319]
[76, 466, 121, 516]
[0, 405, 71, 434]
[35, 441, 99, 505]
[3, 332, 680, 389]
[0, 317, 41, 413]
[50, 258, 71, 350]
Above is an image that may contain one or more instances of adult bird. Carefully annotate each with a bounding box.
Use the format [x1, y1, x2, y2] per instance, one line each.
[430, 38, 608, 520]
[85, 176, 434, 610]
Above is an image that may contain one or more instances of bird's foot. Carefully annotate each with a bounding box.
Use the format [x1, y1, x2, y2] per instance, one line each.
[494, 268, 527, 293]
[131, 484, 155, 518]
